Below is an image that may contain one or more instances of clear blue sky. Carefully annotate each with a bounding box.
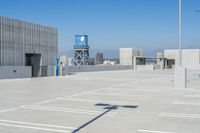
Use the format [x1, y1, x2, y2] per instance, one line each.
[0, 0, 200, 57]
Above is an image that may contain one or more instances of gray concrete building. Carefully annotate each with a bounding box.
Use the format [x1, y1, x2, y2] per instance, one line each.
[0, 16, 58, 77]
[95, 52, 103, 65]
[164, 49, 200, 69]
[120, 48, 143, 65]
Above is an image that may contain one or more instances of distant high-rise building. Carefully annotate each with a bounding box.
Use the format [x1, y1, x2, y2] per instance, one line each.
[59, 55, 69, 66]
[95, 52, 103, 65]
[120, 48, 143, 65]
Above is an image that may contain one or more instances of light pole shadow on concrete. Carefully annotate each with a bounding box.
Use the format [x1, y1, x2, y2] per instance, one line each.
[71, 103, 138, 133]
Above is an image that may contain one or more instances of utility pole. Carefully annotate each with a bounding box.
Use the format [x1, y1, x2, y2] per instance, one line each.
[179, 0, 182, 66]
[175, 0, 187, 88]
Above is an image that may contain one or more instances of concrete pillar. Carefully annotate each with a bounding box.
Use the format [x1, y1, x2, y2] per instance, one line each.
[59, 65, 63, 76]
[53, 66, 56, 76]
[156, 52, 163, 64]
[175, 66, 187, 88]
[133, 56, 137, 70]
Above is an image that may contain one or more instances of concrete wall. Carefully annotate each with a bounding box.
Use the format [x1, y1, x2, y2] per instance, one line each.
[136, 65, 155, 70]
[120, 48, 143, 65]
[47, 66, 54, 76]
[164, 49, 200, 68]
[39, 66, 55, 77]
[187, 69, 200, 80]
[0, 66, 31, 79]
[0, 16, 58, 66]
[0, 65, 133, 79]
[62, 65, 133, 75]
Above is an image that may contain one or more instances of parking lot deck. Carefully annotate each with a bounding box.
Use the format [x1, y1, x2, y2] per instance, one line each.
[0, 70, 200, 133]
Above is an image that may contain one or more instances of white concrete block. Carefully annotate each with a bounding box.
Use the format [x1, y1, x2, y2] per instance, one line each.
[164, 49, 200, 67]
[120, 48, 143, 65]
[175, 66, 187, 88]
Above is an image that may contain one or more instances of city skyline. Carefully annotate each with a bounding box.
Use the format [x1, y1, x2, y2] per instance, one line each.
[0, 0, 200, 58]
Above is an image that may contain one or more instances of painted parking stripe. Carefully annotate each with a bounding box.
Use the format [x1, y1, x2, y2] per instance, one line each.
[33, 99, 60, 105]
[109, 77, 167, 88]
[115, 84, 170, 89]
[0, 119, 75, 129]
[60, 97, 138, 105]
[173, 102, 200, 106]
[0, 108, 19, 113]
[85, 92, 151, 98]
[32, 78, 161, 107]
[159, 113, 200, 119]
[184, 95, 200, 98]
[138, 129, 176, 133]
[20, 105, 117, 116]
[0, 123, 71, 133]
[22, 105, 115, 114]
[106, 88, 163, 92]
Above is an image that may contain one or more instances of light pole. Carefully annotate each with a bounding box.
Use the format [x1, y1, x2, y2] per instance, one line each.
[175, 0, 187, 88]
[179, 0, 182, 66]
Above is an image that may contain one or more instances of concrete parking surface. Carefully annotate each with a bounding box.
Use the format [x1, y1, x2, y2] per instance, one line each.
[0, 70, 200, 133]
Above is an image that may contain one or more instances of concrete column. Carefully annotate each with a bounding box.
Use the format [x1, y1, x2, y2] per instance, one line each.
[59, 65, 63, 76]
[175, 66, 187, 88]
[133, 56, 137, 70]
[53, 66, 56, 76]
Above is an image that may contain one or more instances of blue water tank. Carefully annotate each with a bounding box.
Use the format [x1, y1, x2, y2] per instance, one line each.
[74, 35, 89, 49]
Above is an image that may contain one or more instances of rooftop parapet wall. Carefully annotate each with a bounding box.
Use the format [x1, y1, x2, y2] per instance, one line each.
[0, 66, 31, 79]
[62, 65, 133, 75]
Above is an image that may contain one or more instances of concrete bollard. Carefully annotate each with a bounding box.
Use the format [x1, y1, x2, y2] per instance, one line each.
[175, 66, 187, 88]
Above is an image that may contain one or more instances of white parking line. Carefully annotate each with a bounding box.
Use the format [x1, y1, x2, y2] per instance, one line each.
[60, 97, 138, 105]
[159, 112, 200, 119]
[138, 129, 176, 133]
[67, 91, 90, 98]
[173, 101, 200, 106]
[106, 88, 163, 92]
[0, 123, 70, 133]
[178, 88, 200, 92]
[0, 77, 163, 115]
[20, 105, 117, 116]
[0, 119, 75, 129]
[85, 92, 152, 98]
[33, 99, 60, 105]
[109, 77, 166, 88]
[0, 108, 18, 113]
[31, 77, 162, 107]
[87, 77, 134, 82]
[184, 95, 200, 98]
[115, 84, 170, 88]
[33, 87, 110, 105]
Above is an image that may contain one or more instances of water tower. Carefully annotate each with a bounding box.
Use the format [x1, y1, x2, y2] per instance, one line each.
[73, 35, 89, 65]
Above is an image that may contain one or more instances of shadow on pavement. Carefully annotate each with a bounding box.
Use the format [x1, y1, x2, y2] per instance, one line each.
[71, 103, 138, 133]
